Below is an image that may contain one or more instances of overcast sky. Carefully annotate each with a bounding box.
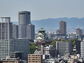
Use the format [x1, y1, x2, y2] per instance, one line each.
[0, 0, 83, 21]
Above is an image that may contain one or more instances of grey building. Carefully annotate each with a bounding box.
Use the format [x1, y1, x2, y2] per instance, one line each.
[75, 40, 81, 54]
[19, 11, 31, 25]
[0, 17, 13, 40]
[81, 40, 84, 59]
[26, 24, 35, 41]
[18, 11, 30, 39]
[56, 41, 72, 56]
[0, 39, 29, 60]
[12, 24, 18, 39]
[18, 11, 35, 40]
[0, 17, 29, 60]
[59, 21, 66, 35]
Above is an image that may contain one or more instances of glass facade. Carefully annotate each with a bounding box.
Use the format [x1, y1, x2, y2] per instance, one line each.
[0, 39, 29, 60]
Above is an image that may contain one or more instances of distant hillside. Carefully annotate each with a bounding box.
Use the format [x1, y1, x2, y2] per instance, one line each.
[32, 17, 84, 32]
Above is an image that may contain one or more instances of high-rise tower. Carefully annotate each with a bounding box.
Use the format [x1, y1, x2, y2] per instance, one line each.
[19, 11, 31, 25]
[59, 21, 66, 35]
[18, 11, 35, 40]
[0, 17, 12, 40]
[18, 11, 31, 39]
[0, 17, 29, 60]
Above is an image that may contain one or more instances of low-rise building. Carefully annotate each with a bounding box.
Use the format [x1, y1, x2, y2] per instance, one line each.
[0, 57, 26, 63]
[44, 58, 56, 63]
[28, 54, 42, 63]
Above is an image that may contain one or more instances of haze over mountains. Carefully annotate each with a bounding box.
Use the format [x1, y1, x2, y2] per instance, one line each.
[32, 17, 84, 33]
[13, 17, 84, 33]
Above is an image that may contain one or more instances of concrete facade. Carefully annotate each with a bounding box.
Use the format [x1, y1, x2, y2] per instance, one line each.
[56, 41, 72, 56]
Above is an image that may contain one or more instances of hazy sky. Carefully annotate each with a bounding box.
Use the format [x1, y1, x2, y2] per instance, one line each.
[0, 0, 83, 21]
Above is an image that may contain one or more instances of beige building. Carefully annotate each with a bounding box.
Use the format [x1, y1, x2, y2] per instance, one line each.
[28, 54, 42, 63]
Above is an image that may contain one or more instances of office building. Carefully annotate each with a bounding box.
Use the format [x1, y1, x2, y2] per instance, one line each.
[59, 21, 66, 35]
[0, 39, 29, 60]
[0, 17, 29, 60]
[56, 41, 72, 56]
[81, 40, 84, 59]
[26, 24, 35, 41]
[19, 11, 31, 25]
[18, 11, 35, 40]
[75, 40, 81, 54]
[28, 54, 42, 63]
[0, 11, 35, 60]
[0, 17, 12, 40]
[18, 11, 31, 39]
[12, 24, 18, 39]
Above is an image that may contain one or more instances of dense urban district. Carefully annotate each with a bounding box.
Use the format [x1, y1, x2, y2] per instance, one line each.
[0, 11, 84, 63]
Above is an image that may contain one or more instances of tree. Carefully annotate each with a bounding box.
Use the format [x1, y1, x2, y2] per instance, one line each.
[29, 43, 37, 54]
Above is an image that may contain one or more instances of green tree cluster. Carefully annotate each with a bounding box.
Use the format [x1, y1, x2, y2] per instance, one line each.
[29, 43, 37, 54]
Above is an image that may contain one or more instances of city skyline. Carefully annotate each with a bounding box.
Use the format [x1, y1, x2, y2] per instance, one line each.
[0, 0, 84, 62]
[0, 0, 83, 21]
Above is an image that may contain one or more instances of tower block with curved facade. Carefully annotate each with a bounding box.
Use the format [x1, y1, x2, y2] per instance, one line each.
[18, 11, 35, 41]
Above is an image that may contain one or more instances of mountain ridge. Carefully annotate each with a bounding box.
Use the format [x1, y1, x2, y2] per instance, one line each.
[13, 17, 84, 32]
[32, 17, 84, 32]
